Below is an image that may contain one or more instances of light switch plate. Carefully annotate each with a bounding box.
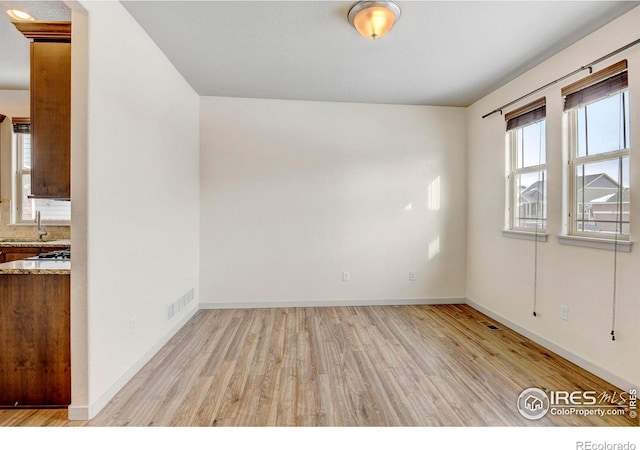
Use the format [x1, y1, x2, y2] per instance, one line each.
[560, 305, 569, 321]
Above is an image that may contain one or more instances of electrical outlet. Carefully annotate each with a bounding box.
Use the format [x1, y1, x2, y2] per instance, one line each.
[342, 272, 350, 282]
[129, 317, 136, 335]
[560, 305, 569, 321]
[409, 271, 416, 281]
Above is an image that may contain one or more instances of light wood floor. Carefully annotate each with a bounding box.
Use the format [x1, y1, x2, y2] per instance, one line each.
[0, 304, 636, 426]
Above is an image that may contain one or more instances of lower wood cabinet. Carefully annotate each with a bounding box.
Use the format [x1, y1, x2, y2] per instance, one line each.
[0, 274, 70, 407]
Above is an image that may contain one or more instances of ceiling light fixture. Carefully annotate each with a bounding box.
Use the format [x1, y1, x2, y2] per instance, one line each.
[348, 1, 401, 40]
[6, 9, 35, 21]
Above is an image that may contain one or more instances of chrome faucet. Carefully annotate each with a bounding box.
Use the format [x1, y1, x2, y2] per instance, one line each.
[36, 210, 48, 241]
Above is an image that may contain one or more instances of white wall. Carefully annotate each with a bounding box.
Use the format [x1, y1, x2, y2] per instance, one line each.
[200, 97, 466, 307]
[71, 1, 200, 419]
[69, 2, 89, 419]
[466, 7, 640, 390]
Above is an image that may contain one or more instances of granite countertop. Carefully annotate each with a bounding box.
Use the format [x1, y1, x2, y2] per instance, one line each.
[0, 259, 70, 275]
[0, 239, 71, 248]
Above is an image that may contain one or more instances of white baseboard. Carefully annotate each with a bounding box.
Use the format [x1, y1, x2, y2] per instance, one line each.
[465, 298, 637, 393]
[67, 305, 199, 421]
[67, 404, 89, 421]
[199, 297, 465, 309]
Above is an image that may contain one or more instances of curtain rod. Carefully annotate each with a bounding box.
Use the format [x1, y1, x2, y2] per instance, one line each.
[482, 38, 640, 119]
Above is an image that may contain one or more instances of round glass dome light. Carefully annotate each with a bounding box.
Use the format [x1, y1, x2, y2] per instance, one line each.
[348, 1, 401, 40]
[6, 9, 35, 21]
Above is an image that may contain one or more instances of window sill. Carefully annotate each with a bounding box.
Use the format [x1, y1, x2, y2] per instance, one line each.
[502, 230, 548, 242]
[557, 235, 632, 252]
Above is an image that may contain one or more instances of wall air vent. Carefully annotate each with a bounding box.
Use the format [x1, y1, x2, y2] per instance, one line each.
[167, 288, 195, 321]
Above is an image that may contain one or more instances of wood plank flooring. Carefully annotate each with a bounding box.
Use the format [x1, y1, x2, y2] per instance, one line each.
[0, 304, 636, 426]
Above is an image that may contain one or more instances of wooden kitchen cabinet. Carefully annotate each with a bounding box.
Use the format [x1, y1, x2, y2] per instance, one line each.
[30, 41, 71, 199]
[0, 274, 70, 407]
[12, 21, 71, 200]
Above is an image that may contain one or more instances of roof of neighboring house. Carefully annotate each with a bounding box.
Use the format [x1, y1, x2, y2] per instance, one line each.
[518, 173, 624, 205]
[522, 180, 544, 197]
[576, 173, 619, 189]
[520, 179, 545, 203]
[590, 188, 630, 203]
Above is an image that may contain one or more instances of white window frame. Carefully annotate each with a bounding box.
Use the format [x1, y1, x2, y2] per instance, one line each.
[567, 91, 630, 241]
[506, 120, 547, 234]
[13, 132, 31, 224]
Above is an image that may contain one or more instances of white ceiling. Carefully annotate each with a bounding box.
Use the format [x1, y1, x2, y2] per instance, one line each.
[1, 1, 638, 106]
[120, 0, 639, 106]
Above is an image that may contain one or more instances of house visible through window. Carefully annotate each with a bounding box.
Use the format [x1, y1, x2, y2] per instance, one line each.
[13, 129, 71, 225]
[505, 98, 547, 232]
[563, 60, 630, 239]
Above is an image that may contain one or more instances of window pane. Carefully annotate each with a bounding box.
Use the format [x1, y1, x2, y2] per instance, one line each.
[35, 199, 71, 222]
[624, 90, 630, 149]
[578, 91, 629, 156]
[514, 171, 546, 229]
[21, 174, 33, 222]
[517, 120, 546, 168]
[574, 158, 629, 235]
[577, 107, 587, 157]
[21, 134, 31, 170]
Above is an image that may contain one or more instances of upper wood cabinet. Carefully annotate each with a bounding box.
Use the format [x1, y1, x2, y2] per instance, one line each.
[12, 21, 71, 200]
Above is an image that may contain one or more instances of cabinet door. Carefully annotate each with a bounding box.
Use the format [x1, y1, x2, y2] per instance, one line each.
[0, 274, 71, 406]
[30, 42, 71, 199]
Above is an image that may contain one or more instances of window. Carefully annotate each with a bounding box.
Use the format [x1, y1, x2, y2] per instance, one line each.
[12, 120, 70, 225]
[505, 98, 547, 233]
[563, 60, 630, 239]
[15, 132, 33, 222]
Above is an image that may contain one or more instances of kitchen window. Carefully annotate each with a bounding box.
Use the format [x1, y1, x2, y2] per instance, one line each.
[504, 98, 547, 238]
[12, 125, 71, 225]
[563, 60, 630, 242]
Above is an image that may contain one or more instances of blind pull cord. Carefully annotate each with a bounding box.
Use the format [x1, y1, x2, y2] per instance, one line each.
[611, 154, 624, 341]
[533, 223, 539, 317]
[611, 195, 619, 342]
[610, 101, 627, 342]
[533, 125, 544, 318]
